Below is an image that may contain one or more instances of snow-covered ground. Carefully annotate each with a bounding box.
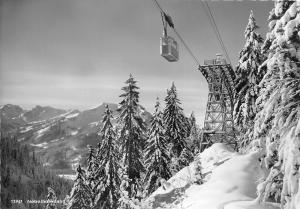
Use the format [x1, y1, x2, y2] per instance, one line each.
[50, 138, 60, 143]
[20, 126, 33, 133]
[65, 112, 79, 119]
[30, 142, 48, 148]
[17, 137, 25, 142]
[58, 174, 76, 181]
[89, 121, 99, 127]
[35, 126, 50, 139]
[69, 130, 78, 136]
[148, 143, 280, 209]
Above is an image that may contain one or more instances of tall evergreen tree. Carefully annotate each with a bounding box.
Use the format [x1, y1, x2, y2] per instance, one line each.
[163, 83, 189, 157]
[143, 98, 172, 196]
[178, 147, 194, 168]
[233, 10, 265, 148]
[253, 1, 300, 209]
[94, 105, 121, 209]
[86, 145, 95, 189]
[117, 74, 146, 198]
[92, 139, 104, 192]
[86, 145, 95, 174]
[188, 112, 200, 153]
[66, 165, 93, 209]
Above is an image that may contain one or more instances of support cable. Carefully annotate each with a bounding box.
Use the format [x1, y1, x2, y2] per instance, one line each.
[173, 28, 200, 66]
[201, 1, 232, 65]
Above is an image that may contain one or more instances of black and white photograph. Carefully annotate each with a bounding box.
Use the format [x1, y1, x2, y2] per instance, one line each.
[1, 0, 300, 208]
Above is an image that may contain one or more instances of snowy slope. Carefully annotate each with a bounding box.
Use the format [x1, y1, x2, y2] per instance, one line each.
[148, 143, 280, 209]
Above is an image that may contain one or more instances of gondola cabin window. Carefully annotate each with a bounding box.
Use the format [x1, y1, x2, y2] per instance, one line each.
[160, 36, 179, 62]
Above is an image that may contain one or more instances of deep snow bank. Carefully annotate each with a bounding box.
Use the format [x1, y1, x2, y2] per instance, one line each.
[148, 143, 280, 209]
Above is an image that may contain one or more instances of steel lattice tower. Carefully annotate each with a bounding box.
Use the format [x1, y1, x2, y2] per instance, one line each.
[198, 55, 237, 151]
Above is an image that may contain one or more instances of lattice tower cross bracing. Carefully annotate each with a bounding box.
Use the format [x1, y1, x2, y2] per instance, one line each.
[198, 56, 237, 151]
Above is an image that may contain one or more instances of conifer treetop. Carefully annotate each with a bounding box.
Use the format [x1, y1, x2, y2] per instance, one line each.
[165, 82, 182, 106]
[120, 74, 140, 99]
[244, 10, 260, 39]
[101, 105, 114, 135]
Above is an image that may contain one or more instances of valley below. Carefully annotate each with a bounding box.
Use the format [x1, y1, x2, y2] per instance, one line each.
[0, 103, 151, 178]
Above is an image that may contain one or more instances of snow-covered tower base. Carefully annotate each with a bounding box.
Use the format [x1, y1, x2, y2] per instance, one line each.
[198, 55, 237, 151]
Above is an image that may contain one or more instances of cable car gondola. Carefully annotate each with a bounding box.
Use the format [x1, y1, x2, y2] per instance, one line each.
[160, 12, 179, 62]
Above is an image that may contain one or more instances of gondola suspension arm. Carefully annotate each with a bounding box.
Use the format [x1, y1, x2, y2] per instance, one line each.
[152, 0, 200, 66]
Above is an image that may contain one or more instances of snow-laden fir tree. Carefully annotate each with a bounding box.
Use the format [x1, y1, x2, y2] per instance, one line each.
[178, 147, 194, 169]
[91, 108, 117, 199]
[86, 145, 95, 174]
[253, 1, 300, 209]
[233, 10, 265, 148]
[117, 74, 146, 199]
[92, 138, 104, 187]
[88, 129, 106, 201]
[66, 165, 93, 209]
[163, 82, 189, 158]
[93, 105, 121, 209]
[86, 145, 96, 189]
[143, 98, 172, 196]
[188, 112, 200, 153]
[45, 187, 57, 209]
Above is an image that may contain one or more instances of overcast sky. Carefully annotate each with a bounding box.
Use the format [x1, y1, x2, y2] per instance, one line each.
[0, 0, 273, 124]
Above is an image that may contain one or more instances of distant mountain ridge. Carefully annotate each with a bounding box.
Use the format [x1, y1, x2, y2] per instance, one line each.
[0, 104, 68, 131]
[23, 105, 67, 122]
[0, 103, 152, 176]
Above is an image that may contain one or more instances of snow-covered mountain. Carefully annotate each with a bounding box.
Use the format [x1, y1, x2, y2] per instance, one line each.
[0, 103, 152, 176]
[23, 105, 67, 122]
[0, 104, 67, 131]
[1, 104, 27, 131]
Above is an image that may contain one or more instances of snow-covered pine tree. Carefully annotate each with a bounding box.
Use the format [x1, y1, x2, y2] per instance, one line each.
[93, 105, 121, 209]
[188, 112, 200, 153]
[45, 187, 57, 209]
[178, 147, 194, 169]
[233, 10, 265, 148]
[117, 74, 146, 199]
[163, 82, 189, 158]
[189, 112, 197, 138]
[91, 109, 116, 198]
[89, 130, 105, 200]
[143, 98, 172, 196]
[66, 165, 93, 209]
[86, 145, 95, 188]
[253, 1, 300, 209]
[86, 145, 95, 174]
